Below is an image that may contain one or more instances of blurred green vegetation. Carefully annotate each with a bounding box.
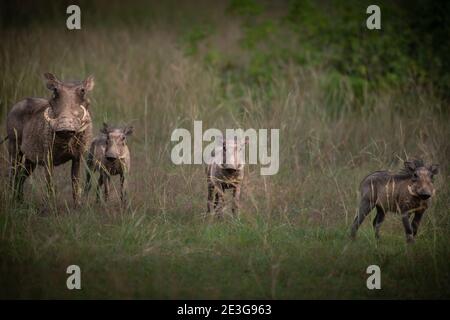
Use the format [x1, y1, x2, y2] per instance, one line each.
[1, 0, 448, 107]
[225, 0, 450, 106]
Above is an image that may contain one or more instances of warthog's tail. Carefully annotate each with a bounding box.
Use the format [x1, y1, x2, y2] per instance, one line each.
[0, 136, 8, 144]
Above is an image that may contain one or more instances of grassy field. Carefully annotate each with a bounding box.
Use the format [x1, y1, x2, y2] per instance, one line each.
[0, 0, 449, 299]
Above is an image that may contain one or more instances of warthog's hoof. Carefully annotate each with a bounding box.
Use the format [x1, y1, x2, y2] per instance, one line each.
[73, 200, 82, 209]
[406, 235, 415, 244]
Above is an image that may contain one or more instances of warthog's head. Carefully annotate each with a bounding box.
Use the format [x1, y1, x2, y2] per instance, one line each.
[219, 137, 249, 171]
[43, 72, 94, 138]
[101, 123, 133, 163]
[405, 159, 439, 200]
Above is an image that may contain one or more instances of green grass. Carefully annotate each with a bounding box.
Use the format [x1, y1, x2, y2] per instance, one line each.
[0, 1, 449, 299]
[1, 206, 449, 299]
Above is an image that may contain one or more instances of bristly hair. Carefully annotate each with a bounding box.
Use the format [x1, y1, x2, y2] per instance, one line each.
[398, 158, 425, 176]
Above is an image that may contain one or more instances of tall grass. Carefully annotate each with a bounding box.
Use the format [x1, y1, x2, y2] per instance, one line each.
[0, 1, 449, 299]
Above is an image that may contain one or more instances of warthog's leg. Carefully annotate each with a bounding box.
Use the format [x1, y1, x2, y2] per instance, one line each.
[372, 206, 386, 239]
[120, 173, 128, 204]
[103, 172, 111, 202]
[9, 152, 23, 199]
[351, 198, 375, 239]
[71, 157, 82, 207]
[214, 184, 225, 218]
[207, 183, 214, 213]
[96, 172, 103, 202]
[401, 212, 414, 243]
[84, 154, 94, 197]
[232, 184, 241, 215]
[84, 170, 92, 196]
[16, 159, 36, 202]
[44, 163, 55, 200]
[8, 132, 21, 193]
[412, 210, 425, 238]
[214, 193, 221, 217]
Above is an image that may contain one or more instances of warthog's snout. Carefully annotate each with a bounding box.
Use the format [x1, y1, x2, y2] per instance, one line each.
[54, 115, 81, 132]
[418, 191, 432, 200]
[105, 149, 121, 162]
[221, 166, 241, 173]
[105, 154, 118, 162]
[55, 129, 76, 138]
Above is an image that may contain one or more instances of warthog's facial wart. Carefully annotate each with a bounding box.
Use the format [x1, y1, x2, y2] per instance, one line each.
[44, 105, 88, 136]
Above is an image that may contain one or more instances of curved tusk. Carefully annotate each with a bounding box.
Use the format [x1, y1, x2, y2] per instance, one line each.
[43, 107, 51, 122]
[43, 107, 56, 127]
[407, 185, 416, 196]
[80, 104, 88, 122]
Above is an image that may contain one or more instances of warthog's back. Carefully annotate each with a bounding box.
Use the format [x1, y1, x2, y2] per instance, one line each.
[6, 98, 53, 163]
[6, 98, 48, 140]
[360, 170, 391, 189]
[360, 170, 423, 213]
[360, 170, 396, 201]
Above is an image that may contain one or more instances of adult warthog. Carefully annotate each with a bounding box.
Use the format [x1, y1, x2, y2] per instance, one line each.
[351, 159, 439, 243]
[3, 73, 94, 205]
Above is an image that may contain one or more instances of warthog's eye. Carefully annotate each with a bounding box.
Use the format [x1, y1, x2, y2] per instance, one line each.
[80, 88, 86, 96]
[412, 172, 419, 180]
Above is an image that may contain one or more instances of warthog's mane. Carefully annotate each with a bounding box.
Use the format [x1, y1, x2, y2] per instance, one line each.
[397, 159, 426, 178]
[105, 126, 122, 132]
[59, 80, 84, 87]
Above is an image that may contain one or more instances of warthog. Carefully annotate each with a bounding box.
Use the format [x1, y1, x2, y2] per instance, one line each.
[351, 159, 439, 243]
[84, 123, 133, 203]
[206, 138, 248, 217]
[4, 73, 94, 205]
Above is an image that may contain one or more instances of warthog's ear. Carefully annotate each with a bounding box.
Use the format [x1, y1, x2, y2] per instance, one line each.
[100, 122, 109, 134]
[404, 160, 416, 172]
[83, 75, 95, 92]
[44, 72, 60, 90]
[123, 126, 134, 136]
[430, 164, 439, 176]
